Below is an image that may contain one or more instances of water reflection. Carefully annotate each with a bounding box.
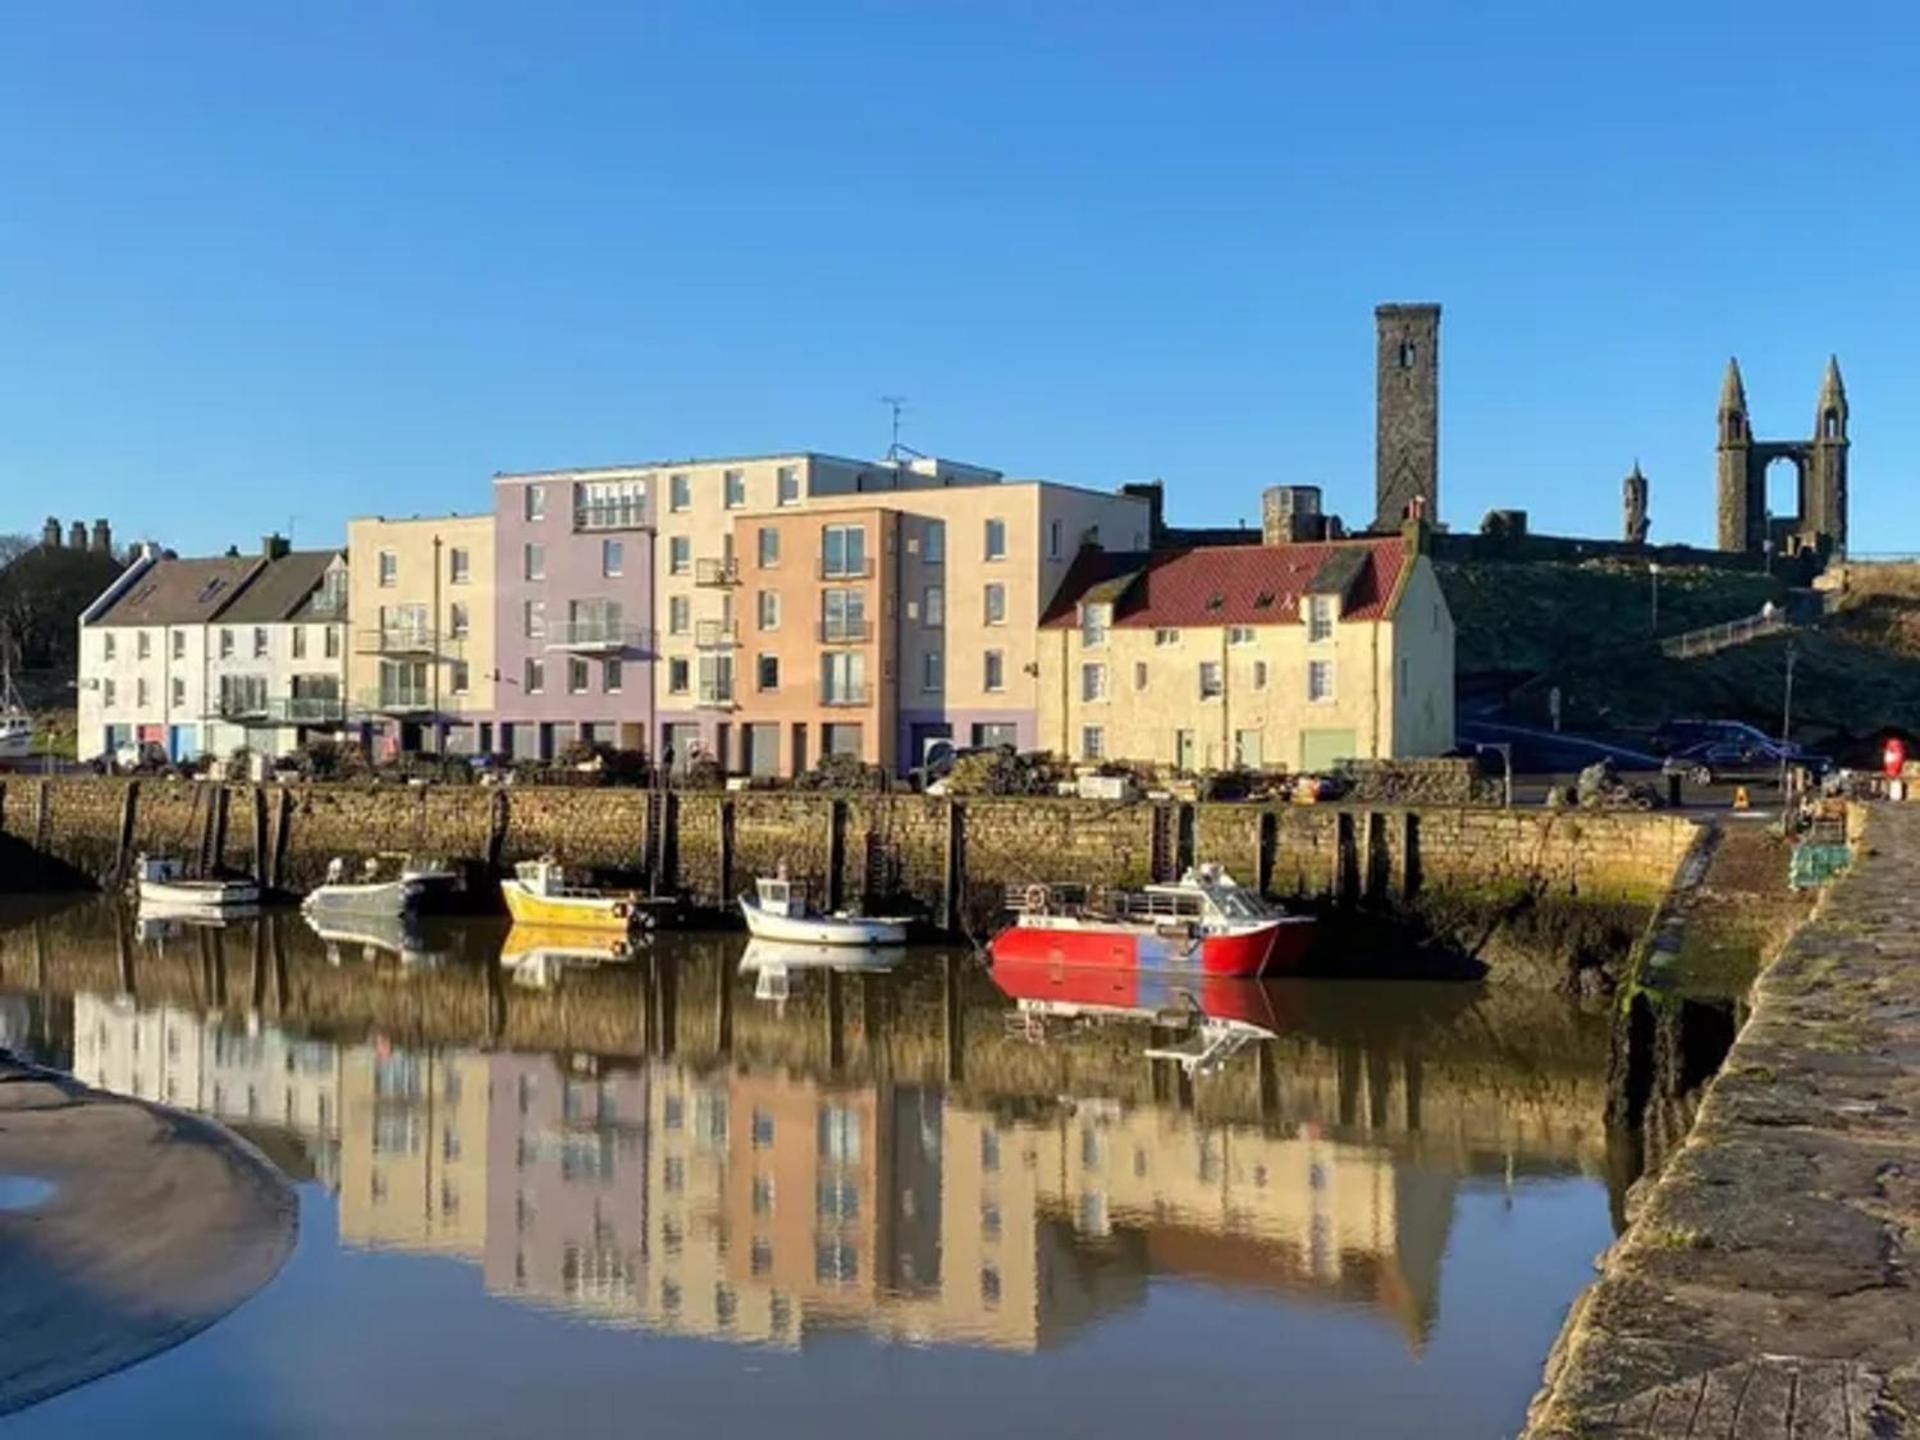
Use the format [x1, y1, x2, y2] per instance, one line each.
[2, 900, 1617, 1360]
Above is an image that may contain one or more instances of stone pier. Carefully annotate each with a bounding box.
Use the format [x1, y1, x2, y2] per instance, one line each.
[1523, 805, 1920, 1437]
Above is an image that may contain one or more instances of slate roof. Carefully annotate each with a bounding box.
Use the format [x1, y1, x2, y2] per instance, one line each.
[219, 550, 340, 624]
[90, 555, 264, 628]
[1041, 538, 1407, 630]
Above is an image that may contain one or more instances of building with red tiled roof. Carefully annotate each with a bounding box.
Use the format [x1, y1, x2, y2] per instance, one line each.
[1038, 525, 1454, 771]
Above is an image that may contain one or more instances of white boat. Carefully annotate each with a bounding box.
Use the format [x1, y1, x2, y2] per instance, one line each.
[0, 661, 33, 765]
[135, 855, 261, 915]
[737, 874, 912, 947]
[304, 856, 427, 918]
[739, 937, 901, 1002]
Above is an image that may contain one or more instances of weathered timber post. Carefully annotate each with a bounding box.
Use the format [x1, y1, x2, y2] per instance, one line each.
[1150, 804, 1175, 882]
[941, 799, 963, 932]
[714, 947, 733, 1056]
[1333, 811, 1359, 905]
[717, 797, 736, 909]
[249, 920, 267, 1013]
[113, 782, 140, 886]
[114, 915, 135, 999]
[824, 967, 846, 1073]
[32, 780, 52, 860]
[209, 929, 228, 1008]
[826, 798, 847, 912]
[1400, 811, 1421, 900]
[655, 955, 677, 1060]
[1363, 811, 1389, 902]
[270, 917, 289, 1014]
[486, 788, 510, 874]
[250, 787, 270, 887]
[269, 788, 293, 890]
[1255, 810, 1278, 898]
[1176, 803, 1196, 876]
[942, 953, 964, 1085]
[862, 971, 889, 1077]
[1257, 1041, 1279, 1123]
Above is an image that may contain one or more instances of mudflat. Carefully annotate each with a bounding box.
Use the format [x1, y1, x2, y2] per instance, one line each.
[0, 1054, 296, 1416]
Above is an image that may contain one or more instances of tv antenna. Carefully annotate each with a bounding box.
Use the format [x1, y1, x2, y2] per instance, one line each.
[880, 395, 924, 464]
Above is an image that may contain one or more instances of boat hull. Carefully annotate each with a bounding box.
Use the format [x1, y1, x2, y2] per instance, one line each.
[739, 896, 908, 946]
[988, 914, 1312, 979]
[138, 879, 262, 913]
[501, 880, 636, 933]
[304, 878, 424, 919]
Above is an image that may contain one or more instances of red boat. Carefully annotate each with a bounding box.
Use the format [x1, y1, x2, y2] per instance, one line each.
[987, 864, 1313, 979]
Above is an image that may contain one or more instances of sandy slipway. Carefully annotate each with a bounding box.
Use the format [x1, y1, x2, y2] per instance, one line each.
[0, 1054, 296, 1416]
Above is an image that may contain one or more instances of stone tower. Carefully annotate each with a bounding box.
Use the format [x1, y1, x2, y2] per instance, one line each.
[1807, 356, 1849, 555]
[1375, 303, 1440, 531]
[1715, 358, 1757, 553]
[1623, 461, 1650, 544]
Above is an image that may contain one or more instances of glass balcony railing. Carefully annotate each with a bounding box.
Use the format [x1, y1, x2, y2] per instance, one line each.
[573, 500, 650, 532]
[694, 620, 739, 649]
[695, 557, 740, 587]
[817, 618, 872, 643]
[817, 556, 875, 580]
[354, 627, 460, 657]
[546, 620, 651, 653]
[818, 683, 870, 707]
[695, 681, 736, 709]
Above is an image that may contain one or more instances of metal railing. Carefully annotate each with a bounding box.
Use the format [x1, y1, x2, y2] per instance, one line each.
[574, 500, 650, 532]
[695, 683, 736, 710]
[817, 618, 873, 643]
[272, 696, 348, 724]
[695, 619, 739, 648]
[1659, 611, 1790, 659]
[695, 557, 740, 587]
[355, 627, 461, 658]
[818, 683, 870, 707]
[817, 557, 875, 580]
[355, 689, 465, 717]
[546, 620, 651, 652]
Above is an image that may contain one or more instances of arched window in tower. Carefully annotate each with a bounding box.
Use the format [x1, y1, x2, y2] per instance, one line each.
[1824, 409, 1840, 440]
[1727, 413, 1743, 443]
[1398, 340, 1417, 369]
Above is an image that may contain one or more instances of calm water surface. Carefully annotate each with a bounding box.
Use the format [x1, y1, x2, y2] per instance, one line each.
[0, 899, 1621, 1438]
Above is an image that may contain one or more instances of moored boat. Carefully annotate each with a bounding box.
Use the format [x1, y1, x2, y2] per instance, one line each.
[738, 873, 911, 947]
[0, 663, 34, 767]
[304, 856, 427, 918]
[987, 864, 1311, 979]
[135, 854, 261, 915]
[501, 858, 641, 933]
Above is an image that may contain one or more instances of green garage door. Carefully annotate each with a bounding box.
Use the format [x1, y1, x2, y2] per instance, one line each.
[1300, 728, 1358, 772]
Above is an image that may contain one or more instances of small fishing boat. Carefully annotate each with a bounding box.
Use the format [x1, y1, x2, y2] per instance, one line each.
[0, 662, 34, 766]
[738, 937, 902, 1002]
[500, 857, 641, 933]
[304, 856, 426, 918]
[738, 872, 912, 946]
[987, 864, 1312, 979]
[134, 855, 261, 916]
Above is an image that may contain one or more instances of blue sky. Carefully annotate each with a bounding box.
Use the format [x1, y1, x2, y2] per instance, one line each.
[1, 2, 1914, 555]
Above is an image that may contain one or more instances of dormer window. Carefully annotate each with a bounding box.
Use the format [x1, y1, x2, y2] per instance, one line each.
[1253, 591, 1276, 610]
[1080, 602, 1111, 648]
[1205, 592, 1225, 612]
[1307, 594, 1335, 642]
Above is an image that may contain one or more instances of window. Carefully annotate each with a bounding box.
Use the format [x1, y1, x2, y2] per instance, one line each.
[1199, 661, 1223, 699]
[822, 587, 866, 641]
[324, 626, 341, 659]
[984, 583, 1006, 626]
[1080, 602, 1110, 647]
[668, 657, 690, 694]
[102, 631, 117, 661]
[136, 631, 150, 659]
[602, 539, 623, 577]
[1228, 625, 1255, 647]
[983, 649, 1005, 693]
[135, 678, 148, 708]
[669, 473, 691, 512]
[923, 519, 945, 564]
[604, 658, 623, 693]
[171, 630, 186, 660]
[821, 524, 867, 578]
[218, 628, 234, 659]
[524, 600, 546, 639]
[525, 486, 546, 522]
[776, 464, 800, 505]
[1235, 729, 1263, 768]
[522, 543, 546, 581]
[923, 586, 944, 628]
[450, 602, 470, 638]
[451, 661, 471, 695]
[724, 469, 746, 508]
[1134, 661, 1148, 691]
[102, 678, 116, 707]
[1154, 627, 1180, 647]
[984, 517, 1007, 561]
[291, 626, 307, 660]
[1081, 663, 1107, 702]
[1399, 340, 1417, 368]
[525, 659, 545, 694]
[252, 627, 268, 658]
[568, 657, 589, 694]
[669, 536, 691, 575]
[757, 527, 779, 568]
[378, 550, 397, 586]
[821, 651, 867, 705]
[1253, 660, 1269, 690]
[450, 547, 470, 584]
[1308, 659, 1335, 702]
[1081, 726, 1105, 761]
[922, 650, 943, 693]
[1307, 595, 1334, 642]
[758, 654, 779, 691]
[668, 596, 690, 635]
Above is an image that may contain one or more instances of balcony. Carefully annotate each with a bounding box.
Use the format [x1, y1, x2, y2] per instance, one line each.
[694, 619, 739, 649]
[273, 696, 348, 725]
[357, 689, 464, 718]
[355, 626, 461, 659]
[818, 684, 871, 708]
[213, 694, 270, 722]
[695, 682, 736, 710]
[817, 619, 873, 644]
[574, 499, 650, 532]
[817, 557, 875, 581]
[546, 620, 652, 655]
[695, 557, 740, 588]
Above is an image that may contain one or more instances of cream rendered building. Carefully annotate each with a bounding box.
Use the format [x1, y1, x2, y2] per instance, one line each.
[1039, 527, 1454, 772]
[345, 513, 495, 756]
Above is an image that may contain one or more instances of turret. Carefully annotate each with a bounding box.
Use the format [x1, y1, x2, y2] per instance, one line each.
[1623, 461, 1650, 545]
[1816, 354, 1848, 442]
[1718, 358, 1748, 444]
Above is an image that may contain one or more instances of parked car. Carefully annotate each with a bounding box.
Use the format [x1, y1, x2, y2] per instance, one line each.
[1660, 728, 1829, 786]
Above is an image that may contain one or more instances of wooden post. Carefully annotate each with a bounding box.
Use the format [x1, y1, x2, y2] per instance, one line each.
[250, 787, 270, 887]
[1332, 811, 1359, 904]
[942, 953, 964, 1085]
[825, 797, 847, 912]
[1176, 802, 1196, 876]
[714, 947, 733, 1056]
[486, 788, 510, 874]
[1257, 1041, 1279, 1123]
[717, 797, 735, 909]
[1400, 811, 1421, 900]
[270, 788, 293, 890]
[114, 781, 140, 886]
[249, 920, 267, 1014]
[941, 799, 963, 933]
[32, 780, 52, 855]
[1256, 810, 1277, 898]
[655, 954, 677, 1060]
[1364, 810, 1388, 901]
[824, 967, 846, 1073]
[114, 915, 135, 999]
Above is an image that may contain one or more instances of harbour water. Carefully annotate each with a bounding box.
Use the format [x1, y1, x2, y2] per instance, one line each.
[0, 899, 1622, 1437]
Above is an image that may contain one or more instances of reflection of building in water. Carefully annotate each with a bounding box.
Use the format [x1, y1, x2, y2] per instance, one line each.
[338, 1047, 492, 1255]
[70, 993, 344, 1185]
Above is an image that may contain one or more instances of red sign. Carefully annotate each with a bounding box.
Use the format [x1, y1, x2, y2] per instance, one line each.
[1885, 738, 1908, 779]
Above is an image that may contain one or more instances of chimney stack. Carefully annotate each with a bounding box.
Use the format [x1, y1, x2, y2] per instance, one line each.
[261, 533, 290, 560]
[68, 520, 87, 550]
[1119, 480, 1166, 544]
[91, 519, 112, 555]
[42, 516, 61, 549]
[1261, 485, 1327, 545]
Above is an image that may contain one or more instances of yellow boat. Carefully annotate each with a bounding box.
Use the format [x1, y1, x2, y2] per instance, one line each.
[499, 921, 636, 988]
[500, 858, 640, 933]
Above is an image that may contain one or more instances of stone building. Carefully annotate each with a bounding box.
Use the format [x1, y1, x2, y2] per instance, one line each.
[1622, 462, 1650, 544]
[1374, 303, 1441, 531]
[1715, 356, 1849, 557]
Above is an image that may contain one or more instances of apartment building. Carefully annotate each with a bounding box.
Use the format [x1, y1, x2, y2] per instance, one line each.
[345, 513, 495, 757]
[1038, 526, 1455, 772]
[724, 481, 1152, 776]
[491, 467, 655, 761]
[77, 537, 349, 762]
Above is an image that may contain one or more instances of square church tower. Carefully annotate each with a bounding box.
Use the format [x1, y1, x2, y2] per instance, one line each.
[1375, 303, 1440, 531]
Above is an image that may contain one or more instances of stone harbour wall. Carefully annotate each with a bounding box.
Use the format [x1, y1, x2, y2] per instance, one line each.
[0, 777, 1698, 925]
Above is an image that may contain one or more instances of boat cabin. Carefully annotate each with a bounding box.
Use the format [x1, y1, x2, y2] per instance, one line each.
[752, 876, 811, 920]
